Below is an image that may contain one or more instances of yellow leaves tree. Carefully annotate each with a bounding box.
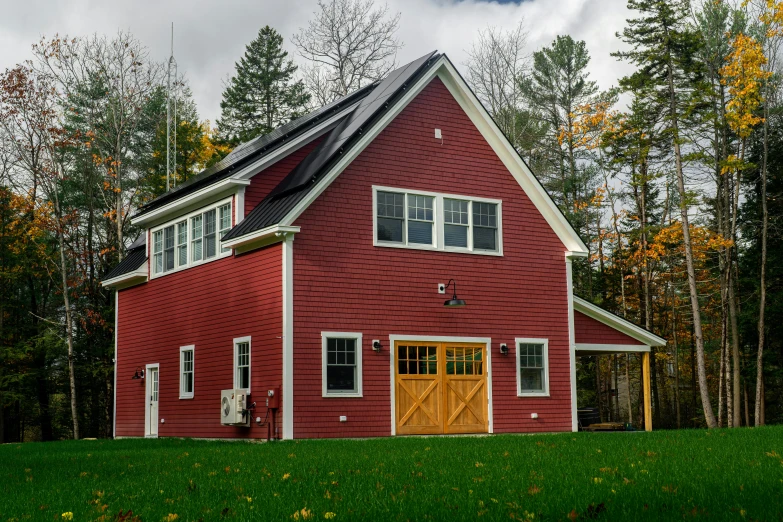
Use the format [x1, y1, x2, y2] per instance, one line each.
[720, 33, 770, 142]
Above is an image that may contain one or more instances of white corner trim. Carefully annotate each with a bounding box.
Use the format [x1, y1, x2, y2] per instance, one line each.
[113, 290, 118, 438]
[101, 262, 149, 289]
[575, 343, 651, 353]
[179, 345, 195, 400]
[387, 335, 493, 436]
[233, 336, 252, 394]
[221, 225, 301, 251]
[321, 332, 363, 398]
[573, 296, 666, 347]
[566, 258, 577, 432]
[515, 337, 551, 397]
[282, 235, 295, 440]
[132, 178, 250, 226]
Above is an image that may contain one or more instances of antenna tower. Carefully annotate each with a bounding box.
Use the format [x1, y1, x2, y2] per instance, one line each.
[166, 23, 178, 191]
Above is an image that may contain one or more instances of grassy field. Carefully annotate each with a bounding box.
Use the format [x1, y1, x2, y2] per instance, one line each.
[2, 427, 783, 521]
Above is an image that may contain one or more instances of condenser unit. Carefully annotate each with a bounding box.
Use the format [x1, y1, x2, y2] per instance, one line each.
[221, 389, 249, 426]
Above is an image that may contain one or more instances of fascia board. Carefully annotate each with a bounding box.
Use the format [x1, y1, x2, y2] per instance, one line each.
[132, 179, 249, 227]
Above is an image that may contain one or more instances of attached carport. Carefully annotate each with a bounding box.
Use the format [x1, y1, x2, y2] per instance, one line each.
[573, 297, 667, 431]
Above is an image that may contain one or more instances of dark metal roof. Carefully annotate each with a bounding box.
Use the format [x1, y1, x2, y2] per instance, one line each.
[224, 51, 440, 241]
[133, 82, 378, 218]
[104, 244, 147, 281]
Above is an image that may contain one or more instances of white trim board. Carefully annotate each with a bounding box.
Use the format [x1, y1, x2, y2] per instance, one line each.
[566, 258, 578, 432]
[387, 335, 494, 436]
[101, 262, 148, 290]
[573, 296, 666, 347]
[575, 343, 650, 354]
[112, 291, 118, 438]
[282, 236, 295, 440]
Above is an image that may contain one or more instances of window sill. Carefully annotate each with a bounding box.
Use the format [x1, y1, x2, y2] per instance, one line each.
[518, 392, 550, 398]
[322, 392, 363, 398]
[374, 241, 502, 257]
[179, 395, 194, 400]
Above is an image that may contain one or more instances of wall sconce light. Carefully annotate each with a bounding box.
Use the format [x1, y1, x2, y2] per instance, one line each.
[443, 279, 466, 308]
[499, 343, 509, 356]
[132, 367, 145, 380]
[372, 340, 382, 352]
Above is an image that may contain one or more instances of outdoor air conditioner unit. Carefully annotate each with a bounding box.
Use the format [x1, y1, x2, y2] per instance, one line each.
[221, 389, 249, 427]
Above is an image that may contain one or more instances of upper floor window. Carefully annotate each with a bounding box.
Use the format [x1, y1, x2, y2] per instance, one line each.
[373, 187, 502, 255]
[151, 198, 232, 277]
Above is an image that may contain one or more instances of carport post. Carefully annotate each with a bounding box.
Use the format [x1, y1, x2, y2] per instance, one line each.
[642, 351, 652, 431]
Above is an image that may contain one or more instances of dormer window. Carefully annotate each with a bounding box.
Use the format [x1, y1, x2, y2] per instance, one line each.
[373, 186, 502, 255]
[151, 198, 233, 277]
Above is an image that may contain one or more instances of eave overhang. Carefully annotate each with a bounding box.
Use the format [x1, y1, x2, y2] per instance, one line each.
[221, 225, 300, 255]
[573, 296, 666, 347]
[101, 261, 148, 290]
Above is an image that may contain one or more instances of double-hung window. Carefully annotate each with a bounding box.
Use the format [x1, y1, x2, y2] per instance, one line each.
[322, 332, 363, 397]
[150, 198, 233, 278]
[373, 187, 501, 254]
[516, 338, 549, 396]
[234, 337, 251, 393]
[152, 225, 176, 275]
[180, 345, 194, 399]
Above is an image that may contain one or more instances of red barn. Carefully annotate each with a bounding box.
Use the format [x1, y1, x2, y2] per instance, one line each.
[103, 52, 665, 440]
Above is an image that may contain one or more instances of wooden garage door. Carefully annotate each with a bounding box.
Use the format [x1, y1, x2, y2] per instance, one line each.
[395, 341, 487, 435]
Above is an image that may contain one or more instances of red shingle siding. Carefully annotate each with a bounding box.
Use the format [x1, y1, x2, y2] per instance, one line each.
[244, 137, 324, 217]
[115, 244, 283, 439]
[574, 311, 645, 346]
[291, 77, 572, 438]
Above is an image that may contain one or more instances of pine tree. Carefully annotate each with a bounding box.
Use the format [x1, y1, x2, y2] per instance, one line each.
[217, 26, 310, 146]
[613, 0, 718, 428]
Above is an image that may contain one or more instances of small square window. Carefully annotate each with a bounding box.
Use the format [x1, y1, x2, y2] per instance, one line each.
[322, 333, 362, 397]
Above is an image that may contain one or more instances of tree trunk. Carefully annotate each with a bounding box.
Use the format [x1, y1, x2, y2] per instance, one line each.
[755, 108, 769, 427]
[54, 189, 79, 440]
[667, 61, 717, 428]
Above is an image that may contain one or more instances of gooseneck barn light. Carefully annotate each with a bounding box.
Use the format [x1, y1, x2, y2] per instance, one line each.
[132, 367, 145, 380]
[443, 279, 466, 308]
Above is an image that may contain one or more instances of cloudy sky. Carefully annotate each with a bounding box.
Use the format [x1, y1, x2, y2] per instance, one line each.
[0, 0, 634, 122]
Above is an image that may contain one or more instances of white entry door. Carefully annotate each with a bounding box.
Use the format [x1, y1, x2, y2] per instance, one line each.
[146, 365, 159, 437]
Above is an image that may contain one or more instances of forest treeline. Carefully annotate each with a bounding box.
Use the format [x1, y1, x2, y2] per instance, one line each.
[0, 0, 781, 440]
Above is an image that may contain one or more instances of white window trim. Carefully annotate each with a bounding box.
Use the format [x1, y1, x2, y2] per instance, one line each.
[515, 337, 550, 397]
[321, 332, 363, 398]
[150, 196, 233, 279]
[233, 336, 251, 394]
[179, 345, 195, 399]
[372, 185, 503, 256]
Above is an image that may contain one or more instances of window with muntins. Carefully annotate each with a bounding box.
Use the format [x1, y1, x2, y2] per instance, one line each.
[150, 198, 233, 277]
[322, 333, 362, 397]
[180, 346, 194, 399]
[374, 187, 501, 254]
[516, 339, 549, 396]
[234, 338, 251, 392]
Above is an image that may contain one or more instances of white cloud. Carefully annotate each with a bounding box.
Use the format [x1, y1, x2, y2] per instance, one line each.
[0, 0, 634, 123]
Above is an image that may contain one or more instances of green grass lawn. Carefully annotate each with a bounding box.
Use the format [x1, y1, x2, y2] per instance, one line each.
[2, 427, 783, 521]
